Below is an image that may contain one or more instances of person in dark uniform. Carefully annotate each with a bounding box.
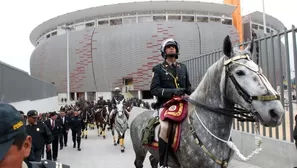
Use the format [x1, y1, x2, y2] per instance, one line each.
[58, 110, 69, 149]
[45, 112, 62, 161]
[109, 87, 128, 119]
[26, 110, 53, 161]
[69, 110, 85, 151]
[150, 38, 192, 168]
[0, 103, 70, 168]
[19, 110, 27, 125]
[97, 96, 107, 108]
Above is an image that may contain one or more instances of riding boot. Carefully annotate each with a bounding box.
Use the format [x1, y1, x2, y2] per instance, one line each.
[158, 138, 167, 167]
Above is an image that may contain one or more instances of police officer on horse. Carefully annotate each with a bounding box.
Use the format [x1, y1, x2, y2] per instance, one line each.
[150, 38, 192, 168]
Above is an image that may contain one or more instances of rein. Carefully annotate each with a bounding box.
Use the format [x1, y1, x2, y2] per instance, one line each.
[184, 97, 255, 122]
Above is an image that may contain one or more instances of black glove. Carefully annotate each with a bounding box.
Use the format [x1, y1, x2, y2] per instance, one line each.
[173, 88, 186, 96]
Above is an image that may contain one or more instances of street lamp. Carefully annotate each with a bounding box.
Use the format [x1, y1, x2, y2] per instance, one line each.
[262, 0, 267, 34]
[61, 25, 74, 105]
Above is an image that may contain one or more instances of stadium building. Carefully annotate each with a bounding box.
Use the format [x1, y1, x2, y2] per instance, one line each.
[29, 0, 285, 102]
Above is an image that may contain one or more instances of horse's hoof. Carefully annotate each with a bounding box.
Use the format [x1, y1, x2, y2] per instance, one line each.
[85, 136, 87, 139]
[100, 132, 102, 135]
[103, 136, 106, 139]
[121, 149, 125, 152]
[114, 143, 117, 146]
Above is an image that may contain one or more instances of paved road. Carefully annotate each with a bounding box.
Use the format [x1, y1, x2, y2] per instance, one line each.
[56, 107, 262, 168]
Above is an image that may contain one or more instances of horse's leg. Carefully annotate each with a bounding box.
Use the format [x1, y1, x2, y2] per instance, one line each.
[120, 132, 125, 152]
[99, 123, 103, 135]
[96, 121, 100, 136]
[85, 125, 88, 139]
[132, 143, 147, 168]
[111, 125, 117, 145]
[102, 122, 106, 139]
[149, 155, 158, 168]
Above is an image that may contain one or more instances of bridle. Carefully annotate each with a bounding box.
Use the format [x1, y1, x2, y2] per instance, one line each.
[224, 54, 280, 104]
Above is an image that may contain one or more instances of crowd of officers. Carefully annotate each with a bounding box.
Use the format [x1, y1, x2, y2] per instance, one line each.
[19, 109, 84, 163]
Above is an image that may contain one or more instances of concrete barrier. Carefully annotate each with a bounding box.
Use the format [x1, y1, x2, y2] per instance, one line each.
[232, 130, 297, 168]
[9, 96, 59, 114]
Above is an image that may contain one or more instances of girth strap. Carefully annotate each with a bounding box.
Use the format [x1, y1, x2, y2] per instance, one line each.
[187, 117, 231, 168]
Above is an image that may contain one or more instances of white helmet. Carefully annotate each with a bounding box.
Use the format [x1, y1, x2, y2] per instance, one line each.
[114, 87, 120, 91]
[160, 38, 179, 59]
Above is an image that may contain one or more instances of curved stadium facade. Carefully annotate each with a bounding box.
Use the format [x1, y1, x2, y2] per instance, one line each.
[29, 1, 285, 100]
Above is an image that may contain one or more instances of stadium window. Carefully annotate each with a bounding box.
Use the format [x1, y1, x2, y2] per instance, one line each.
[98, 20, 109, 26]
[259, 25, 264, 30]
[266, 28, 271, 33]
[85, 22, 95, 27]
[46, 34, 50, 39]
[197, 16, 209, 23]
[51, 31, 57, 36]
[168, 15, 181, 21]
[210, 17, 221, 22]
[252, 24, 258, 30]
[182, 16, 194, 22]
[123, 17, 137, 24]
[222, 19, 232, 25]
[110, 18, 122, 25]
[138, 16, 153, 23]
[153, 16, 166, 22]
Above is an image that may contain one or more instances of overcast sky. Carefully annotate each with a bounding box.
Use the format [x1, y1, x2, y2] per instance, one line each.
[0, 0, 296, 74]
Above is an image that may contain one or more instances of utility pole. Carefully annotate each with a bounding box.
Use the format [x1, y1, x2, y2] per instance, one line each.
[262, 0, 267, 34]
[61, 26, 74, 105]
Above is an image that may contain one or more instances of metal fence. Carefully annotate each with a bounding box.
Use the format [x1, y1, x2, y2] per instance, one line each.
[181, 26, 297, 142]
[0, 61, 57, 103]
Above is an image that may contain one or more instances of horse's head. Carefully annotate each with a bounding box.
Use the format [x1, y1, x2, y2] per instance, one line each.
[222, 35, 284, 127]
[116, 99, 125, 117]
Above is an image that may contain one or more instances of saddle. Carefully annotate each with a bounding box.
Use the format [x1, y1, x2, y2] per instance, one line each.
[141, 96, 188, 152]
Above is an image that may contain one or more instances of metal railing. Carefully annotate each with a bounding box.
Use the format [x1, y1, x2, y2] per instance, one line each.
[181, 26, 297, 142]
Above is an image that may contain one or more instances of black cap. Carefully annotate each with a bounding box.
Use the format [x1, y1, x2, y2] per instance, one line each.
[27, 110, 38, 117]
[0, 103, 26, 161]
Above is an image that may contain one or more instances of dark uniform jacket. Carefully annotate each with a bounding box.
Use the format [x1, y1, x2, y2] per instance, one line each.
[150, 61, 192, 108]
[26, 121, 53, 149]
[111, 94, 125, 108]
[97, 99, 107, 108]
[44, 119, 62, 138]
[58, 116, 70, 131]
[69, 116, 85, 131]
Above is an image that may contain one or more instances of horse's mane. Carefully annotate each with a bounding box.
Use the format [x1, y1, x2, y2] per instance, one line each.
[190, 56, 226, 103]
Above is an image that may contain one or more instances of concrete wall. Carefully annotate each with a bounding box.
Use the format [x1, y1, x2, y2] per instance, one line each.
[232, 130, 297, 168]
[30, 22, 239, 93]
[0, 61, 57, 103]
[9, 96, 58, 114]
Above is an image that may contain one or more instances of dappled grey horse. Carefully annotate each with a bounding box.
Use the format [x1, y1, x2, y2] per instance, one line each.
[130, 35, 285, 168]
[114, 99, 129, 152]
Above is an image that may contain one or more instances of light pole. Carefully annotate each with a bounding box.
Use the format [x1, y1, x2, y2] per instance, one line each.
[61, 26, 74, 105]
[262, 0, 267, 34]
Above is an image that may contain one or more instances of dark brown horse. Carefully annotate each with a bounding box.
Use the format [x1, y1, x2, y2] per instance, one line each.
[95, 105, 109, 139]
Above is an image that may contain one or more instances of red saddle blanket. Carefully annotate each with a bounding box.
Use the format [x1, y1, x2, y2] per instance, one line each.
[160, 96, 188, 122]
[145, 96, 188, 152]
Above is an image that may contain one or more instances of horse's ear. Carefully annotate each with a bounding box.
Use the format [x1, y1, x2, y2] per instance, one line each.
[245, 36, 254, 54]
[223, 35, 233, 57]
